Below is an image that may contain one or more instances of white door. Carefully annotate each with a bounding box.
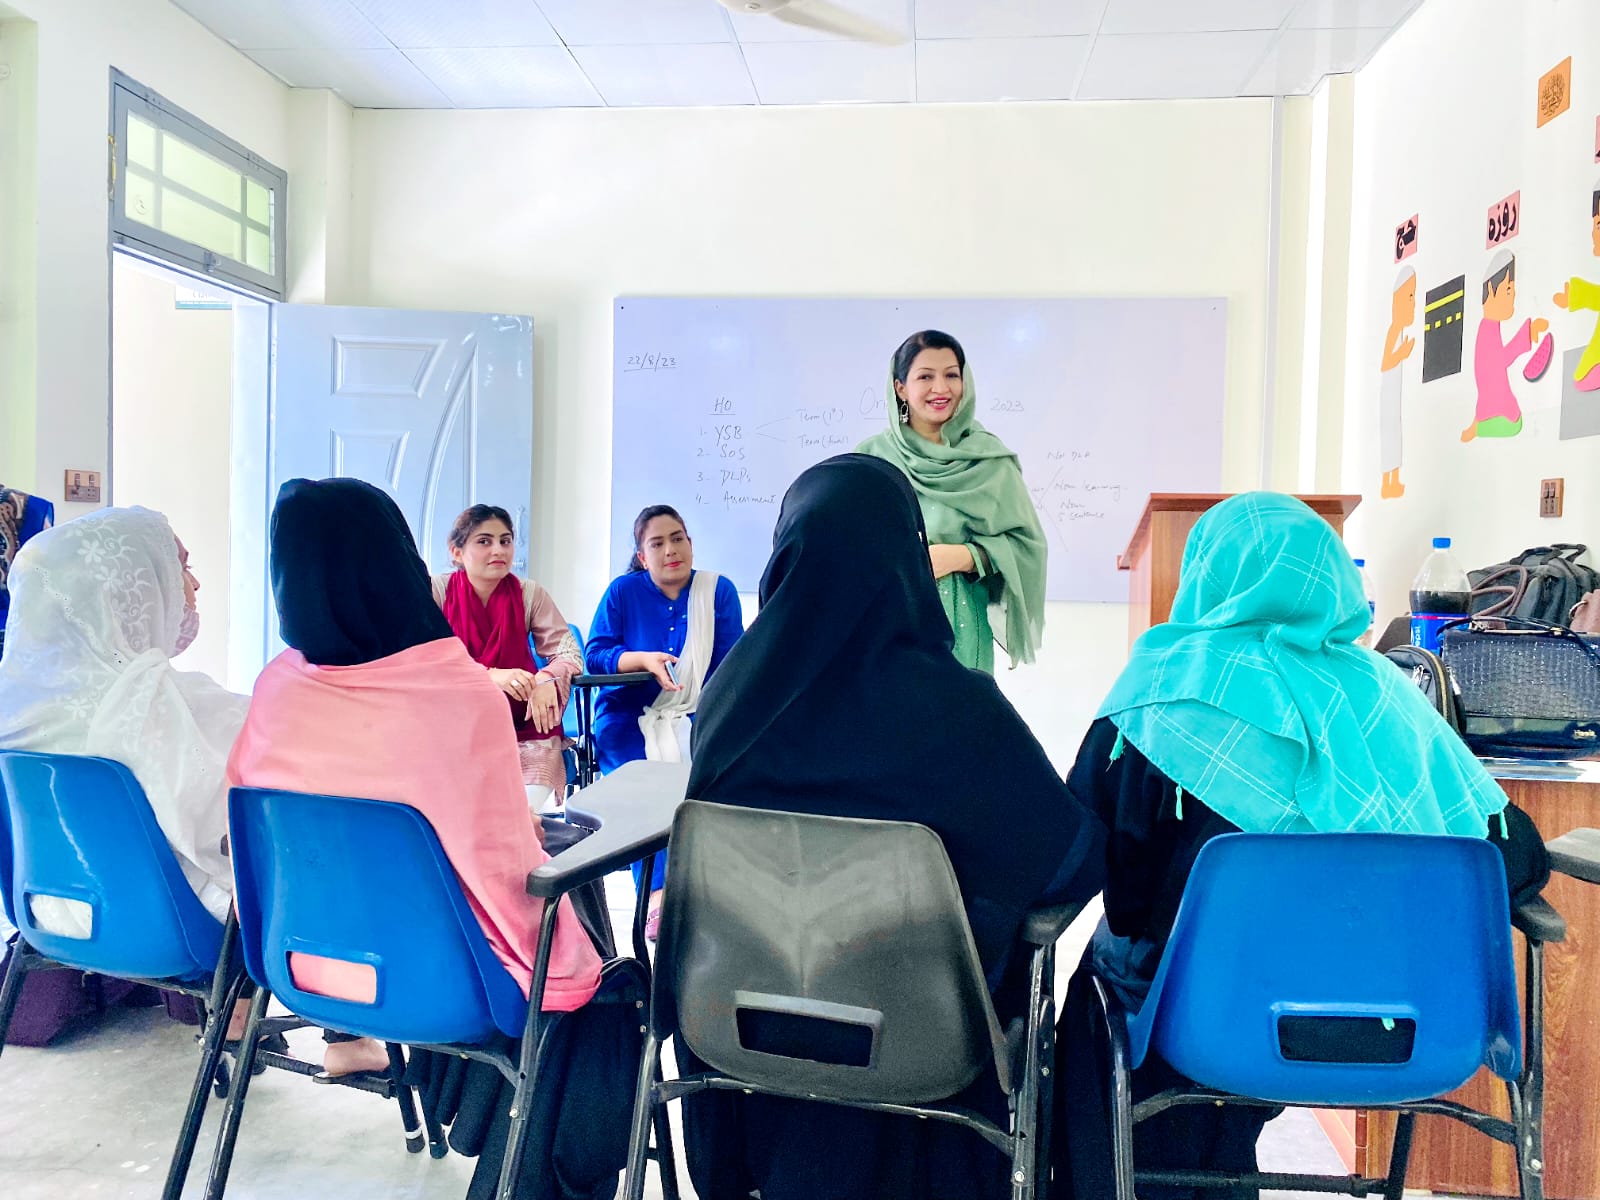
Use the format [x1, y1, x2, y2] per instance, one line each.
[229, 305, 533, 682]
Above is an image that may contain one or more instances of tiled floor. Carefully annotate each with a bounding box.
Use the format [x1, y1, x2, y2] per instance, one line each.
[0, 880, 1458, 1199]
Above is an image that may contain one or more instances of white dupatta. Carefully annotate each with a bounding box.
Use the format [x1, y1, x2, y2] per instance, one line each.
[637, 571, 719, 762]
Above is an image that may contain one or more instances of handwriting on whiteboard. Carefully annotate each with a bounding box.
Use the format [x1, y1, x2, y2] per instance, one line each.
[623, 351, 678, 373]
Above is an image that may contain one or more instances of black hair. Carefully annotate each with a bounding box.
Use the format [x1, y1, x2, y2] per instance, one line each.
[891, 330, 966, 384]
[627, 504, 687, 574]
[1592, 187, 1599, 218]
[1483, 255, 1516, 303]
[448, 504, 514, 553]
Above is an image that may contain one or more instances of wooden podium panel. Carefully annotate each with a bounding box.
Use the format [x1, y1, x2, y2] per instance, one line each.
[1118, 494, 1361, 644]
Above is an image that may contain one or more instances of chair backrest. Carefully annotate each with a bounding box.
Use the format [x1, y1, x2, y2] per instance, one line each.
[0, 751, 223, 982]
[531, 622, 586, 741]
[1134, 832, 1520, 1106]
[656, 800, 1007, 1106]
[227, 787, 528, 1046]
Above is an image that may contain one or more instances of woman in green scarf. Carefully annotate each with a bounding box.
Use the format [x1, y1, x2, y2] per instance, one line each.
[1051, 491, 1549, 1200]
[858, 330, 1046, 673]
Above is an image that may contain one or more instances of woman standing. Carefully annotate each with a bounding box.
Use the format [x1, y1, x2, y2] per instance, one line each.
[586, 505, 742, 932]
[433, 504, 582, 807]
[859, 330, 1046, 673]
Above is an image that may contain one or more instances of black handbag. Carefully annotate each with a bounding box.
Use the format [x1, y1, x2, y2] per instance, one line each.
[1438, 618, 1600, 757]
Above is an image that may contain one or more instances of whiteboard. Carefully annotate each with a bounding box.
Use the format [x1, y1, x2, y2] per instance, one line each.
[612, 297, 1227, 603]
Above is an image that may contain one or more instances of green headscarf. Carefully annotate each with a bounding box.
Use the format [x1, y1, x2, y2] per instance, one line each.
[857, 361, 1047, 666]
[1098, 492, 1506, 835]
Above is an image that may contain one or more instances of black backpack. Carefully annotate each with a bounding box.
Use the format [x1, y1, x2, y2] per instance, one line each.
[1469, 545, 1599, 626]
[1383, 644, 1463, 733]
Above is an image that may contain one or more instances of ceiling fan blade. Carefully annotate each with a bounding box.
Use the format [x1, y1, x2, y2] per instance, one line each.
[771, 0, 907, 45]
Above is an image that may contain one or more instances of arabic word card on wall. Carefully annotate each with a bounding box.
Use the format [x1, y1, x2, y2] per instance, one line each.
[1487, 191, 1521, 248]
[1395, 213, 1420, 263]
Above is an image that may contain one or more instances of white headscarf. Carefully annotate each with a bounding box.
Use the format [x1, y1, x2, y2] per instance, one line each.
[0, 507, 248, 929]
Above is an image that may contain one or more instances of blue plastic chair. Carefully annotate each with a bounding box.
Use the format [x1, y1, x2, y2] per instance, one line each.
[1089, 832, 1561, 1200]
[0, 750, 243, 1200]
[211, 786, 620, 1200]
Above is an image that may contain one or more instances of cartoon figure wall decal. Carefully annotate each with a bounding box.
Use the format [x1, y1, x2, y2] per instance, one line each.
[1462, 250, 1549, 442]
[1422, 274, 1466, 382]
[1554, 179, 1600, 393]
[1379, 266, 1416, 499]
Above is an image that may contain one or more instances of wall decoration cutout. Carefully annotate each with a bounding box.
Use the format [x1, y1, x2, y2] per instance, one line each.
[1394, 214, 1420, 262]
[1553, 179, 1600, 393]
[1463, 250, 1548, 442]
[1379, 267, 1417, 499]
[1422, 274, 1466, 382]
[1560, 348, 1600, 439]
[1594, 114, 1599, 161]
[1486, 190, 1521, 248]
[1538, 57, 1571, 128]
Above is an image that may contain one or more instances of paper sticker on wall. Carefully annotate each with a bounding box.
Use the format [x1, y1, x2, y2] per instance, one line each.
[1595, 114, 1600, 161]
[1394, 214, 1419, 263]
[1462, 250, 1548, 442]
[1560, 349, 1600, 439]
[1378, 267, 1417, 499]
[1553, 178, 1600, 394]
[1486, 191, 1521, 248]
[1538, 57, 1571, 128]
[1422, 274, 1466, 383]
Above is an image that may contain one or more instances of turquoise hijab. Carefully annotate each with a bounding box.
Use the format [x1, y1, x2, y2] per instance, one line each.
[1098, 492, 1506, 835]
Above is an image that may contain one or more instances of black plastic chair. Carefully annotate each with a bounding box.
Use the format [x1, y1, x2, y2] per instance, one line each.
[1085, 831, 1566, 1200]
[622, 799, 1079, 1200]
[569, 670, 653, 788]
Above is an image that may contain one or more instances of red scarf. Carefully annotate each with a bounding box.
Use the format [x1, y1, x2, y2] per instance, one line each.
[442, 570, 557, 741]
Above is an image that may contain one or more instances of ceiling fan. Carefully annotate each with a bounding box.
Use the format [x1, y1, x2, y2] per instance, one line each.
[715, 0, 907, 45]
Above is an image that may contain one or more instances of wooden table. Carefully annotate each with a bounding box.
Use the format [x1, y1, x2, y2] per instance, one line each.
[1358, 766, 1600, 1199]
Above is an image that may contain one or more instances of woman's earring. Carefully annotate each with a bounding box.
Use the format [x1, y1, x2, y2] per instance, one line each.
[897, 400, 910, 425]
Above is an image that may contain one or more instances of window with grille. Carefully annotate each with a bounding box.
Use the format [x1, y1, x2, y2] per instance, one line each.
[110, 71, 287, 299]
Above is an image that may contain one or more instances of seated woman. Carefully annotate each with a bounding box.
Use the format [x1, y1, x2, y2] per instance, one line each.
[0, 506, 245, 931]
[681, 455, 1107, 1200]
[0, 483, 55, 659]
[585, 504, 742, 934]
[433, 504, 582, 808]
[1053, 491, 1549, 1200]
[227, 479, 604, 1073]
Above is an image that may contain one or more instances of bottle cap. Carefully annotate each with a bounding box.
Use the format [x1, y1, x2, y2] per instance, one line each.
[1432, 537, 1451, 549]
[1352, 558, 1366, 567]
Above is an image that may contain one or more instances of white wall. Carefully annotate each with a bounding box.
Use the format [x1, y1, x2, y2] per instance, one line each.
[0, 0, 292, 518]
[1342, 0, 1600, 625]
[347, 99, 1278, 766]
[110, 257, 235, 681]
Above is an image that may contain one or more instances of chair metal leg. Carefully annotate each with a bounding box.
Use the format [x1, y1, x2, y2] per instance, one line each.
[1011, 942, 1051, 1200]
[1035, 944, 1058, 1200]
[651, 1052, 682, 1200]
[202, 984, 272, 1200]
[1381, 1111, 1415, 1200]
[1090, 977, 1138, 1200]
[161, 967, 250, 1200]
[493, 901, 562, 1200]
[623, 1031, 662, 1200]
[0, 932, 35, 1066]
[1516, 938, 1548, 1200]
[384, 1042, 427, 1156]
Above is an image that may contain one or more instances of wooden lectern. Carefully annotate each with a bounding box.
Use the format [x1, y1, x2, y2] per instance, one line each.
[1118, 493, 1362, 644]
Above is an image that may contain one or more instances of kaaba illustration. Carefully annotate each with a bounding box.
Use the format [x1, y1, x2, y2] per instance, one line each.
[1422, 274, 1466, 382]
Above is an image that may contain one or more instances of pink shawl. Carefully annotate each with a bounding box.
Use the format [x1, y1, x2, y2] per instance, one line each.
[226, 637, 602, 1009]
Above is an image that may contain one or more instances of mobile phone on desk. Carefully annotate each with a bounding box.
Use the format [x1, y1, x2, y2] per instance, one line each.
[665, 659, 680, 687]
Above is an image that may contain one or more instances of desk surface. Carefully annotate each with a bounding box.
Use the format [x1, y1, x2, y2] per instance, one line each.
[1479, 756, 1600, 784]
[525, 759, 690, 897]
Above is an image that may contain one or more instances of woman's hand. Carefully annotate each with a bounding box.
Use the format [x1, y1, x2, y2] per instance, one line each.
[928, 543, 976, 580]
[619, 650, 682, 692]
[488, 667, 539, 706]
[525, 679, 562, 733]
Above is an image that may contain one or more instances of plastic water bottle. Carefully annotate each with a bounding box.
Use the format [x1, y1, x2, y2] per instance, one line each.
[1352, 558, 1376, 647]
[1409, 537, 1471, 654]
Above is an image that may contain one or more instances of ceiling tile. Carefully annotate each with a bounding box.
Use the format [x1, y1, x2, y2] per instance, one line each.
[731, 0, 911, 44]
[1077, 30, 1278, 100]
[915, 0, 1102, 39]
[916, 36, 1089, 102]
[740, 41, 914, 103]
[406, 46, 603, 107]
[536, 0, 733, 45]
[1241, 25, 1387, 94]
[348, 0, 560, 48]
[171, 0, 389, 51]
[572, 43, 758, 105]
[247, 48, 453, 107]
[1289, 0, 1421, 28]
[1100, 0, 1297, 35]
